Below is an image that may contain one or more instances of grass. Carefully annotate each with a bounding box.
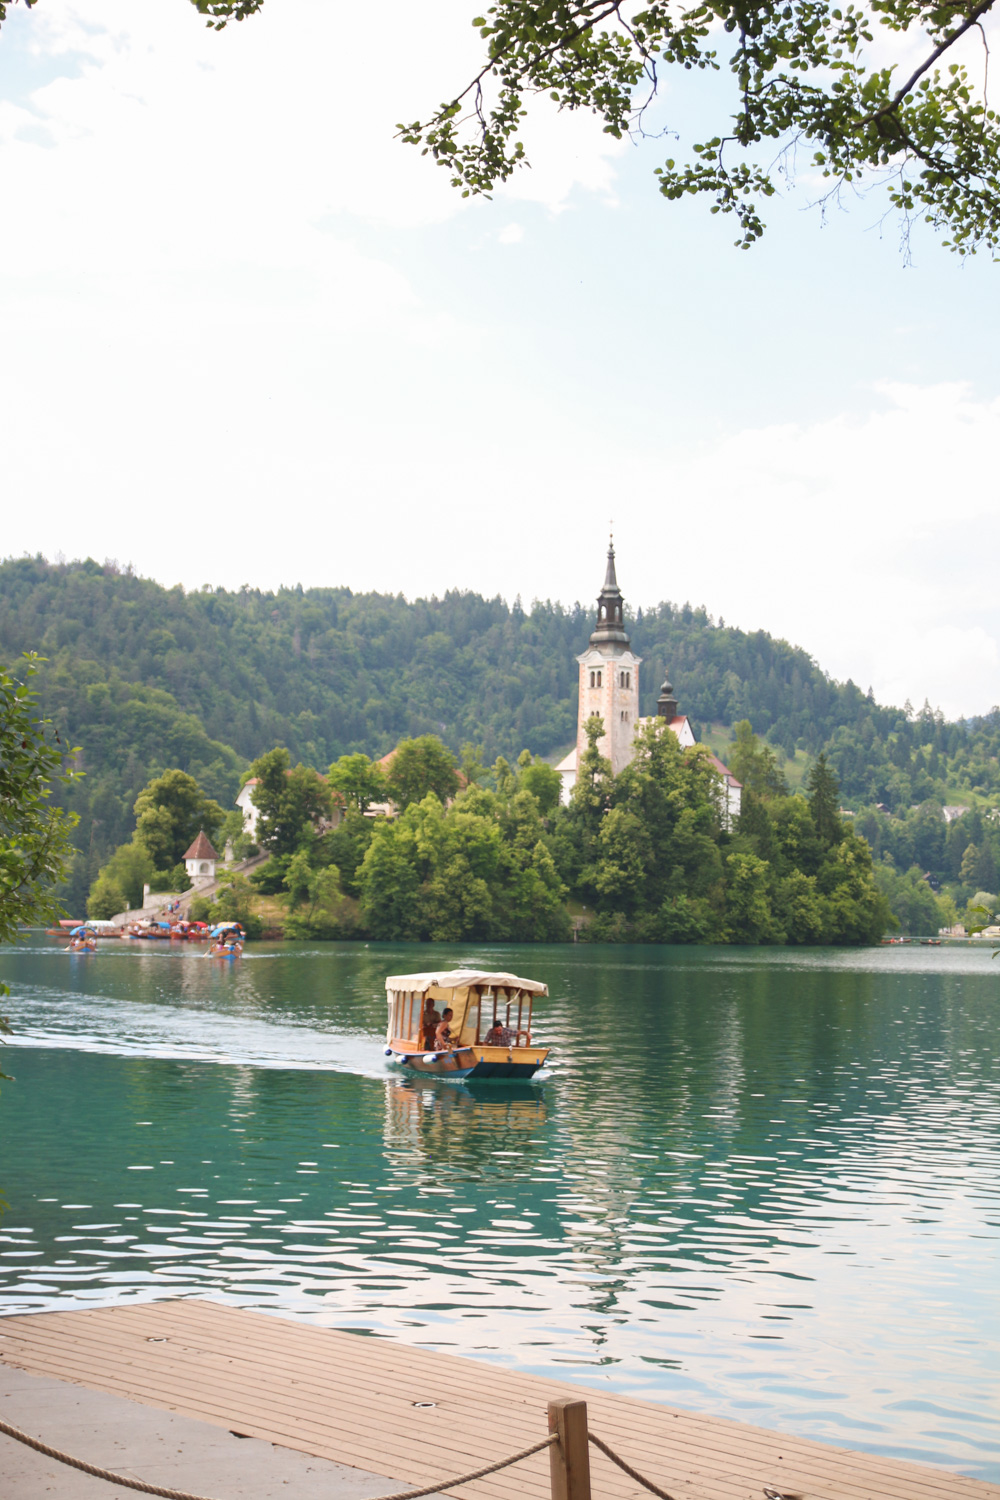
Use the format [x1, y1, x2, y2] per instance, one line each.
[696, 720, 811, 792]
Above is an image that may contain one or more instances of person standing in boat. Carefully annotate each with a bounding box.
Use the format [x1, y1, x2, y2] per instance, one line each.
[422, 998, 441, 1048]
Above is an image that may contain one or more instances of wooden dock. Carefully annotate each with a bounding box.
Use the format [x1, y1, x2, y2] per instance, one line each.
[0, 1299, 994, 1500]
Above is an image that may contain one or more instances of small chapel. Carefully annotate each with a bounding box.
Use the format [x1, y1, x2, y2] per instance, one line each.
[555, 542, 741, 823]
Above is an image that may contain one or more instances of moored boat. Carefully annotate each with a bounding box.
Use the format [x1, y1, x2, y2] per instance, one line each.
[383, 970, 549, 1080]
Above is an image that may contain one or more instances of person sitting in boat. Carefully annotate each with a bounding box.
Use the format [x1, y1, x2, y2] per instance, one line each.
[484, 1018, 514, 1047]
[433, 1008, 455, 1051]
[422, 999, 441, 1048]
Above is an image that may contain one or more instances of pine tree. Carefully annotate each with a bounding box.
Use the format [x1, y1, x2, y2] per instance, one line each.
[807, 752, 842, 848]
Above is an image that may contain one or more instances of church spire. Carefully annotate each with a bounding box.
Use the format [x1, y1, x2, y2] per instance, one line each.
[589, 533, 630, 648]
[603, 539, 619, 592]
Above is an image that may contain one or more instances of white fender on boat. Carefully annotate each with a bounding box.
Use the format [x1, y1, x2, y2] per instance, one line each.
[422, 1054, 438, 1064]
[383, 1046, 393, 1057]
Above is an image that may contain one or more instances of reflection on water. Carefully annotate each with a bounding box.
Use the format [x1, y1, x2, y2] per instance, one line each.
[0, 938, 998, 1481]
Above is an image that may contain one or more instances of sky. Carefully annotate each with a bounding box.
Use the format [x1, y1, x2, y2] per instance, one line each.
[1, 0, 999, 719]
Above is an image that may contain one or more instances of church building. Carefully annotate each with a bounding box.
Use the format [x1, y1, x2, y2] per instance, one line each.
[556, 542, 741, 824]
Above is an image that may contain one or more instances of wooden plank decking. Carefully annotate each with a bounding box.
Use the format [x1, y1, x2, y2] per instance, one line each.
[0, 1299, 994, 1500]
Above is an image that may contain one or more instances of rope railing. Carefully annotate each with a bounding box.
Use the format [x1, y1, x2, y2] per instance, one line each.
[588, 1430, 679, 1500]
[1, 1397, 802, 1500]
[588, 1427, 802, 1500]
[0, 1415, 556, 1500]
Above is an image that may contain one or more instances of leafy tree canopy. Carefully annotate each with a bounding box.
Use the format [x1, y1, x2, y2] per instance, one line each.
[385, 735, 460, 811]
[0, 653, 79, 950]
[729, 718, 788, 797]
[327, 753, 388, 814]
[133, 768, 225, 871]
[357, 761, 569, 942]
[168, 0, 1000, 255]
[249, 748, 334, 855]
[86, 843, 154, 918]
[6, 1, 997, 251]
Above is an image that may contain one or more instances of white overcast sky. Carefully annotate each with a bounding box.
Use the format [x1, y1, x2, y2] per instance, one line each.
[1, 0, 999, 719]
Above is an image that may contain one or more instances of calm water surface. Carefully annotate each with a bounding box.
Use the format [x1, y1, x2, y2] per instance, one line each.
[0, 939, 997, 1480]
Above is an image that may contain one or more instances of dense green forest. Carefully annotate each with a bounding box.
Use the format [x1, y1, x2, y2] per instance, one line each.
[172, 728, 889, 947]
[3, 553, 1000, 932]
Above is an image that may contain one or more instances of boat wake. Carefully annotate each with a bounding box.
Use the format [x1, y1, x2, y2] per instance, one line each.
[2, 982, 389, 1079]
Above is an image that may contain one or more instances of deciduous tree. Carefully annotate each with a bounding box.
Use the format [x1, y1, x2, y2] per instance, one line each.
[384, 736, 459, 811]
[177, 0, 1000, 254]
[0, 654, 79, 951]
[134, 769, 224, 870]
[729, 721, 788, 798]
[399, 0, 1000, 255]
[248, 748, 333, 854]
[327, 753, 387, 814]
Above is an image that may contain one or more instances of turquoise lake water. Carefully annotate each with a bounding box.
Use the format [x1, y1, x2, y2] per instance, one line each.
[0, 938, 998, 1480]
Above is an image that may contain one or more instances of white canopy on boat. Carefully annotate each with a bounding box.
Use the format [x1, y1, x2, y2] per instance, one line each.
[384, 969, 548, 997]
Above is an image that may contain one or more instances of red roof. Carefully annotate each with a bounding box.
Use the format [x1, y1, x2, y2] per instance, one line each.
[183, 830, 219, 861]
[703, 751, 742, 788]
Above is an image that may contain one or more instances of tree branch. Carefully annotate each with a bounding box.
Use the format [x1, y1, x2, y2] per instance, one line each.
[860, 0, 998, 124]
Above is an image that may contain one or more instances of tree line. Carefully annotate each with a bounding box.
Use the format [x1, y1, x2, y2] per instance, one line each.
[86, 724, 891, 945]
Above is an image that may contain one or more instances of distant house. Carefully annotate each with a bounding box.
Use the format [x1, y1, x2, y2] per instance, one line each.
[184, 830, 219, 887]
[236, 778, 261, 839]
[942, 805, 970, 824]
[235, 772, 343, 841]
[697, 749, 743, 829]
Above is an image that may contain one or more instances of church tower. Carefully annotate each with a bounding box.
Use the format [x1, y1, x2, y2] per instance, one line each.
[560, 540, 641, 795]
[555, 541, 742, 821]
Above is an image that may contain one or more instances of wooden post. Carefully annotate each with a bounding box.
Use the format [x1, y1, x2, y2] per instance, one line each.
[548, 1399, 591, 1500]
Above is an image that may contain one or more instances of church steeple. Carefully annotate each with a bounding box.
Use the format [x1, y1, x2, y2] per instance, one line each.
[657, 675, 679, 721]
[589, 536, 630, 647]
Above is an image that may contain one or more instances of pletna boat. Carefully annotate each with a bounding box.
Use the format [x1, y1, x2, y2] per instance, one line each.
[383, 970, 549, 1080]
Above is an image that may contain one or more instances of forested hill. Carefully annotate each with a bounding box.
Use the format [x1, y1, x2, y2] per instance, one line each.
[3, 554, 998, 909]
[2, 553, 889, 766]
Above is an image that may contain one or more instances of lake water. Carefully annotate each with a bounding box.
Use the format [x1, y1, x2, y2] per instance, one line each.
[0, 938, 998, 1481]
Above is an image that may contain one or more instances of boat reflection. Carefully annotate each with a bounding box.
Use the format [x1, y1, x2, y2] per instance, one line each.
[383, 1074, 547, 1169]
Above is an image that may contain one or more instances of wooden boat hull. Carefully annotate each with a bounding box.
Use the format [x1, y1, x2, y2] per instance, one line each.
[386, 1042, 549, 1081]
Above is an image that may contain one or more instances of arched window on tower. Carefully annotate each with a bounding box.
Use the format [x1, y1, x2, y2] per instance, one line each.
[596, 670, 602, 688]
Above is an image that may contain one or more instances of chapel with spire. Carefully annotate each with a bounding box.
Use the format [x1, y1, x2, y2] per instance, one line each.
[556, 539, 713, 808]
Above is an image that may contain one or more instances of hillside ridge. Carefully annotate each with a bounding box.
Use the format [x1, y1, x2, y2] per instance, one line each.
[3, 554, 999, 926]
